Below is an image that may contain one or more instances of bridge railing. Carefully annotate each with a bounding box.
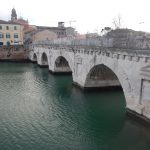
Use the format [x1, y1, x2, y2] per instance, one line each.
[32, 34, 150, 51]
[33, 37, 114, 48]
[32, 38, 150, 63]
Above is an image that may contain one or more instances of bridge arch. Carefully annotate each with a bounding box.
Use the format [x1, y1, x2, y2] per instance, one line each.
[41, 52, 48, 66]
[54, 56, 72, 73]
[33, 53, 37, 62]
[85, 64, 120, 87]
[84, 63, 133, 107]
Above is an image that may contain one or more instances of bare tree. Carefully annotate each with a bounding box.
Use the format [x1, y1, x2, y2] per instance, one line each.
[101, 27, 112, 36]
[112, 14, 123, 29]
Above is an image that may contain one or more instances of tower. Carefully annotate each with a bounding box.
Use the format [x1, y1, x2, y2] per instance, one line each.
[11, 8, 17, 21]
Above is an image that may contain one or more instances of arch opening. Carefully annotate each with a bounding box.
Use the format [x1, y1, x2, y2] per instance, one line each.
[54, 56, 72, 73]
[82, 63, 136, 116]
[41, 53, 48, 66]
[33, 53, 37, 62]
[85, 64, 120, 88]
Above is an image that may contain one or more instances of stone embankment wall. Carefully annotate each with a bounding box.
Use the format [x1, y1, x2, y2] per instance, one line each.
[0, 45, 28, 61]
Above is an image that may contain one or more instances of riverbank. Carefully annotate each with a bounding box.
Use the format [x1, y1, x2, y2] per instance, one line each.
[0, 59, 30, 63]
[0, 45, 28, 62]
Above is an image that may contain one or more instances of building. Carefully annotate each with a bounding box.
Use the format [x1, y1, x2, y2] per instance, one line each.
[24, 22, 76, 44]
[10, 8, 29, 30]
[86, 32, 99, 39]
[0, 20, 23, 46]
[33, 30, 57, 41]
[8, 8, 76, 44]
[105, 28, 150, 49]
[9, 8, 76, 44]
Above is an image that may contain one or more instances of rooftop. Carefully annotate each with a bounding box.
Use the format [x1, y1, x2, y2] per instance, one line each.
[37, 26, 66, 30]
[0, 20, 20, 25]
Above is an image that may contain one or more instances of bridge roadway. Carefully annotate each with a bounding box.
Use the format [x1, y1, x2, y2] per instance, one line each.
[29, 43, 150, 123]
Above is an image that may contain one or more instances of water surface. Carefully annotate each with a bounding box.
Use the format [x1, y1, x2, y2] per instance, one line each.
[0, 63, 149, 150]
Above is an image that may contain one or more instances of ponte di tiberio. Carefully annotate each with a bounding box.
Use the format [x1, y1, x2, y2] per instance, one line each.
[29, 30, 150, 123]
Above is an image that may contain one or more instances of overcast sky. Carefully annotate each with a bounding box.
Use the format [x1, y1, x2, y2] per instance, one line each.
[0, 0, 150, 34]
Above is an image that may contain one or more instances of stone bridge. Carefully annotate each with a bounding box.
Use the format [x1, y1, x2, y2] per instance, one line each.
[29, 42, 150, 122]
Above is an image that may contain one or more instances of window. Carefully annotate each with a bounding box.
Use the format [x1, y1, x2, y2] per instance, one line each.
[6, 41, 10, 46]
[0, 26, 2, 30]
[14, 26, 17, 30]
[14, 33, 18, 38]
[0, 33, 4, 38]
[6, 33, 10, 38]
[6, 26, 9, 30]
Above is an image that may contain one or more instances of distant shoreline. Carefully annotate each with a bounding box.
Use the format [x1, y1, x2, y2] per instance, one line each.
[0, 59, 30, 63]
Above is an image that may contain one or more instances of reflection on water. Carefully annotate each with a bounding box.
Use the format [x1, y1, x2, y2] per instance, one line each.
[0, 63, 149, 150]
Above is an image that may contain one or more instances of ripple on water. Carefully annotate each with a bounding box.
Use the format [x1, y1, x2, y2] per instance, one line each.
[0, 63, 150, 150]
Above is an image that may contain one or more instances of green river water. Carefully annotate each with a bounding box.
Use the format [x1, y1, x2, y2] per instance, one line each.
[0, 62, 150, 150]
